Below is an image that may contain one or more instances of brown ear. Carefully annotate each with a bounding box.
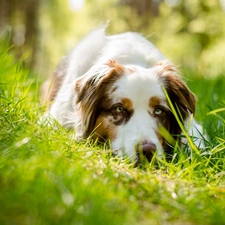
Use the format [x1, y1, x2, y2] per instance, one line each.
[74, 60, 125, 138]
[165, 74, 196, 119]
[75, 60, 124, 103]
[157, 63, 196, 119]
[156, 63, 196, 143]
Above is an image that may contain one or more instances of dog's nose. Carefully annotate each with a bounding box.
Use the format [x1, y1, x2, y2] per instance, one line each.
[136, 140, 156, 162]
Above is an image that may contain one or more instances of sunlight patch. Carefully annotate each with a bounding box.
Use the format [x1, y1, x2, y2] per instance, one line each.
[15, 137, 30, 148]
[69, 0, 85, 11]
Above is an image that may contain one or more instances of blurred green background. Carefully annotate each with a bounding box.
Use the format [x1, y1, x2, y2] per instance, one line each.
[1, 0, 225, 79]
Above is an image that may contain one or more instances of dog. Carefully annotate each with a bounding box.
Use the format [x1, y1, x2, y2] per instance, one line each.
[41, 26, 205, 162]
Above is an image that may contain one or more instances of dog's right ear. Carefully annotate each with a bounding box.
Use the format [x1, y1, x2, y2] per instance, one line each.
[74, 60, 125, 138]
[74, 60, 124, 102]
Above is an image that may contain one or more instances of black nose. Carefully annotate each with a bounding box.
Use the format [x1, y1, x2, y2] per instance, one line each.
[136, 140, 156, 162]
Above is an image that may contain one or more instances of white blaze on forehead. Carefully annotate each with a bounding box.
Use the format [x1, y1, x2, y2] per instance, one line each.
[110, 66, 166, 159]
[112, 67, 165, 106]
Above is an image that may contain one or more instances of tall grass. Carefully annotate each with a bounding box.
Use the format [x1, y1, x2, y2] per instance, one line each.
[1, 37, 225, 225]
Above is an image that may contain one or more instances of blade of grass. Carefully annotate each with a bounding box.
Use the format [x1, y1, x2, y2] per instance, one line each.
[163, 87, 200, 156]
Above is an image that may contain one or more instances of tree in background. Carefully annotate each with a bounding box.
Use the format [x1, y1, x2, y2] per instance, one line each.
[0, 0, 225, 77]
[119, 0, 160, 27]
[150, 0, 225, 77]
[0, 0, 40, 68]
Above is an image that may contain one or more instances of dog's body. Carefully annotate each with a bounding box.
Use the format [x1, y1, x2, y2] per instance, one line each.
[41, 27, 204, 161]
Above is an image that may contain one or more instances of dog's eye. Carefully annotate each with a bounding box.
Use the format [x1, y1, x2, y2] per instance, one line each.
[154, 108, 163, 115]
[115, 106, 124, 113]
[111, 104, 128, 117]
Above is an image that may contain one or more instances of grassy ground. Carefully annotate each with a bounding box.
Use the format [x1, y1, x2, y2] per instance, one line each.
[1, 37, 225, 225]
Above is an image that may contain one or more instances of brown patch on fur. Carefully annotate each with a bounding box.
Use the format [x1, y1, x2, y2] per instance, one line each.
[75, 61, 125, 104]
[149, 96, 169, 129]
[121, 98, 133, 111]
[149, 96, 161, 109]
[92, 113, 117, 141]
[107, 60, 126, 74]
[74, 60, 127, 138]
[107, 60, 135, 73]
[156, 61, 196, 119]
[164, 73, 196, 116]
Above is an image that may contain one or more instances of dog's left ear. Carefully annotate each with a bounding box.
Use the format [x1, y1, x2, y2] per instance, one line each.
[74, 60, 125, 138]
[157, 61, 196, 120]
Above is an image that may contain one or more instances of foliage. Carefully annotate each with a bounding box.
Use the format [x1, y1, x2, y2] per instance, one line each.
[34, 0, 225, 78]
[1, 34, 225, 225]
[1, 0, 225, 78]
[151, 0, 225, 77]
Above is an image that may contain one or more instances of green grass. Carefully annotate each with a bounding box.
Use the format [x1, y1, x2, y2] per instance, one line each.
[1, 38, 225, 225]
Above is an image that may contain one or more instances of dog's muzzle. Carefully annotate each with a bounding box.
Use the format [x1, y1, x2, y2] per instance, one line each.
[136, 140, 156, 163]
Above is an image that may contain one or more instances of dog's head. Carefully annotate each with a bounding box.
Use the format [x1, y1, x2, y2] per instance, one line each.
[74, 60, 196, 161]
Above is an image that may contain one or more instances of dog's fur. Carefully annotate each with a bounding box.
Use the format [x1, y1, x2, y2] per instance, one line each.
[41, 27, 204, 161]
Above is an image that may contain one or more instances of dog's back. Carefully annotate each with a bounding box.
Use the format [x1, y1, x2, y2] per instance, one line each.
[41, 27, 107, 107]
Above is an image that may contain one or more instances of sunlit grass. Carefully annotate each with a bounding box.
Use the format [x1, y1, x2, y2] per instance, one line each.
[1, 38, 225, 225]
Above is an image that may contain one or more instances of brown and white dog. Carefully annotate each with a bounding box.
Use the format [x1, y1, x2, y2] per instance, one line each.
[41, 27, 204, 161]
